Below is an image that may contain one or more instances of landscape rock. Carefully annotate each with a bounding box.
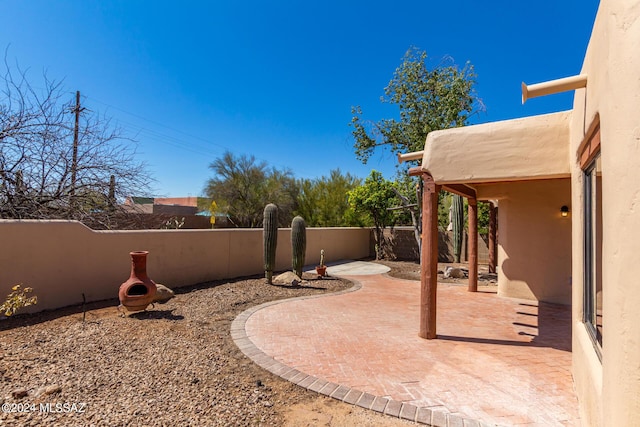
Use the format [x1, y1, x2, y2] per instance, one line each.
[273, 272, 303, 286]
[44, 384, 62, 395]
[443, 266, 467, 279]
[153, 284, 175, 304]
[11, 388, 27, 399]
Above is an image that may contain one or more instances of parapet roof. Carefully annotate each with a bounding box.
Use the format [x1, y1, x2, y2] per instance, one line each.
[419, 110, 571, 184]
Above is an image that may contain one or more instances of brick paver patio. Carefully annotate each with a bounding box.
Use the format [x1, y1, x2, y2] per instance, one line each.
[233, 269, 580, 426]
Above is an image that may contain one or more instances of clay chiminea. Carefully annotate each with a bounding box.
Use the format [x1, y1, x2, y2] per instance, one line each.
[119, 251, 157, 312]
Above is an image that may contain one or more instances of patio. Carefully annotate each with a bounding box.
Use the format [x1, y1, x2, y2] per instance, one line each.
[233, 262, 579, 426]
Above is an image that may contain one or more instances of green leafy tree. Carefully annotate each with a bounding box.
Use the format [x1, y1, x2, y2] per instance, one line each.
[295, 169, 362, 227]
[204, 151, 298, 227]
[350, 47, 484, 252]
[477, 201, 490, 235]
[347, 170, 398, 259]
[350, 47, 481, 163]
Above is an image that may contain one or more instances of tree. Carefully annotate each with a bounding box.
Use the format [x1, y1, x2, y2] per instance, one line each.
[295, 169, 362, 227]
[347, 170, 398, 259]
[350, 47, 483, 252]
[0, 60, 153, 228]
[389, 173, 422, 250]
[350, 47, 481, 163]
[204, 151, 298, 227]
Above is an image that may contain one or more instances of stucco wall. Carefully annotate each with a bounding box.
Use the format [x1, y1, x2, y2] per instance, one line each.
[382, 227, 490, 263]
[569, 1, 640, 425]
[421, 111, 571, 184]
[476, 179, 572, 305]
[0, 220, 371, 313]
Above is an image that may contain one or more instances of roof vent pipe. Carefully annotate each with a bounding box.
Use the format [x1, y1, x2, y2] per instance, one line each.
[522, 74, 587, 104]
[397, 151, 424, 163]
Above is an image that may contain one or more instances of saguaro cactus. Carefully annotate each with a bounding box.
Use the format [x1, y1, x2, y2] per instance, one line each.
[291, 216, 306, 278]
[452, 194, 464, 263]
[263, 204, 278, 284]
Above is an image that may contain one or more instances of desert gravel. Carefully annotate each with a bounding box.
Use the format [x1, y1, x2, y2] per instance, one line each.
[0, 263, 425, 427]
[0, 274, 358, 426]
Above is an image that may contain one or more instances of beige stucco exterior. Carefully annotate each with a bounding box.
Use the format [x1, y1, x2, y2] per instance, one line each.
[0, 220, 371, 313]
[411, 0, 640, 424]
[568, 1, 640, 425]
[476, 179, 572, 305]
[421, 111, 571, 184]
[415, 112, 574, 305]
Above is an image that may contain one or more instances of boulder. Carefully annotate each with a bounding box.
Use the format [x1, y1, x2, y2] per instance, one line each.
[153, 284, 175, 304]
[273, 272, 303, 286]
[443, 266, 466, 279]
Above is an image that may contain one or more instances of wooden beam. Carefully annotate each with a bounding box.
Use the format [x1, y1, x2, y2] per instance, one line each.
[408, 166, 423, 177]
[468, 199, 478, 292]
[488, 203, 497, 274]
[420, 173, 440, 339]
[443, 184, 477, 199]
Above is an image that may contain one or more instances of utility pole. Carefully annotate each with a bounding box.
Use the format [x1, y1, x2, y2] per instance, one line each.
[70, 91, 84, 210]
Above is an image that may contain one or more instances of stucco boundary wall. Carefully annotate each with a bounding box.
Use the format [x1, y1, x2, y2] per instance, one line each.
[383, 227, 490, 264]
[0, 220, 372, 313]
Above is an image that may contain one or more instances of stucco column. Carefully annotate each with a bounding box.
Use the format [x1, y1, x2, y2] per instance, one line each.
[420, 173, 440, 339]
[488, 203, 497, 274]
[468, 199, 478, 292]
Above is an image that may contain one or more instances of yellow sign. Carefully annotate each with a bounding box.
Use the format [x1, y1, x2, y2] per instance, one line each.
[210, 201, 218, 225]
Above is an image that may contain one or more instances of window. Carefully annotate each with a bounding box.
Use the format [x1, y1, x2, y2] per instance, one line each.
[583, 155, 602, 345]
[582, 125, 602, 353]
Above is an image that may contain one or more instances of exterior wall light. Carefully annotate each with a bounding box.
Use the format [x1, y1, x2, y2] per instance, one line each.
[561, 205, 570, 217]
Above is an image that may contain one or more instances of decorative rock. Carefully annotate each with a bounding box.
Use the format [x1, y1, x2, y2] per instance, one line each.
[45, 385, 62, 395]
[11, 388, 28, 399]
[273, 272, 303, 286]
[153, 284, 175, 304]
[444, 266, 466, 279]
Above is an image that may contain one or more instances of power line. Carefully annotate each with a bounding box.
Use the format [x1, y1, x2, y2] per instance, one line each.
[74, 92, 307, 173]
[79, 93, 233, 156]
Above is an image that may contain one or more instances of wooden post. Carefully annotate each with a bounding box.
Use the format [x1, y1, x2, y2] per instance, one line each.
[488, 203, 497, 274]
[419, 174, 440, 339]
[468, 198, 478, 292]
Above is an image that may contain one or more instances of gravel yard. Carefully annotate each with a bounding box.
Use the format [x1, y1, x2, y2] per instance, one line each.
[0, 265, 417, 426]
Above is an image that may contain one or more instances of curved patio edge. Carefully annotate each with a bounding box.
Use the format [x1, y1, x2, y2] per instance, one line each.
[230, 275, 494, 427]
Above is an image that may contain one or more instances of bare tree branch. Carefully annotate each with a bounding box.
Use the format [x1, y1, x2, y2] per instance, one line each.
[0, 59, 154, 228]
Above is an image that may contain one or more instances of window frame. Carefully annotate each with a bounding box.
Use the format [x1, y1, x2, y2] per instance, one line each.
[579, 118, 602, 358]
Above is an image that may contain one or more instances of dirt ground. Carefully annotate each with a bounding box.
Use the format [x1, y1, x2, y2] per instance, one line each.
[0, 260, 489, 426]
[377, 259, 497, 286]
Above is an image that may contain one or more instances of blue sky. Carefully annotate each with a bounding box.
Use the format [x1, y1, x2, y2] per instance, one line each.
[1, 1, 599, 197]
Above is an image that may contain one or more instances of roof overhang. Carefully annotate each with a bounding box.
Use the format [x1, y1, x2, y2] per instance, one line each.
[418, 111, 571, 184]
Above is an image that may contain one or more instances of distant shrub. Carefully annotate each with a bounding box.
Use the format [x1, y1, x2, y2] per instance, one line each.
[161, 216, 185, 229]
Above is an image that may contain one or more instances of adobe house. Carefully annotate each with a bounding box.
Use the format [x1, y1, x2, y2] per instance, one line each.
[399, 0, 639, 425]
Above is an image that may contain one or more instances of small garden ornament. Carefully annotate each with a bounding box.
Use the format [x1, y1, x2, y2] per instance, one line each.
[316, 249, 327, 277]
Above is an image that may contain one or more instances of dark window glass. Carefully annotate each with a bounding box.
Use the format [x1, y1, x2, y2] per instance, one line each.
[583, 154, 602, 351]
